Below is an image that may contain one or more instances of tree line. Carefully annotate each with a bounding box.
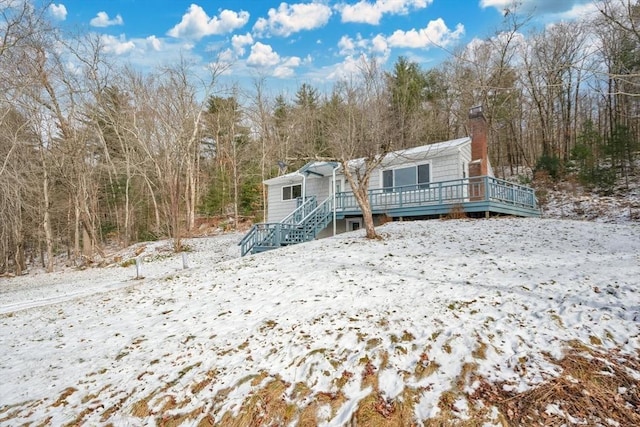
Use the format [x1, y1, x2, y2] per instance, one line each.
[1, 0, 639, 274]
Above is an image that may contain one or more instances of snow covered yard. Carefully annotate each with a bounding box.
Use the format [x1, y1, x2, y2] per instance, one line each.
[1, 218, 639, 425]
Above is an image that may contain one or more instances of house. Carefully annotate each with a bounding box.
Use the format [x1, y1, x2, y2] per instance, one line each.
[240, 106, 539, 256]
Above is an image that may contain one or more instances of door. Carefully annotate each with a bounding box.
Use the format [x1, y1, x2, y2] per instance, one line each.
[332, 177, 345, 195]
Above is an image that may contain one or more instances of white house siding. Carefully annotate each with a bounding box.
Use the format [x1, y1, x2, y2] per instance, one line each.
[460, 144, 472, 176]
[306, 176, 332, 203]
[266, 140, 474, 223]
[365, 145, 471, 191]
[432, 152, 464, 182]
[266, 175, 333, 223]
[266, 177, 302, 223]
[368, 168, 382, 191]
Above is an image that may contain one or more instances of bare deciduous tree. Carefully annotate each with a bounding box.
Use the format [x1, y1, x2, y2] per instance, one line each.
[325, 57, 393, 239]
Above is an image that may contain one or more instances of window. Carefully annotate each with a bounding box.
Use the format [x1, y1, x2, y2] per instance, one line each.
[383, 163, 430, 190]
[417, 164, 430, 187]
[346, 218, 362, 231]
[282, 184, 302, 201]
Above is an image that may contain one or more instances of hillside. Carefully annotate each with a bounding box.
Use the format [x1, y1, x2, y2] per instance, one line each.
[1, 217, 639, 426]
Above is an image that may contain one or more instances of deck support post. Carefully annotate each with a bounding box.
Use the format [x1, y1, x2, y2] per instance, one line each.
[275, 224, 281, 247]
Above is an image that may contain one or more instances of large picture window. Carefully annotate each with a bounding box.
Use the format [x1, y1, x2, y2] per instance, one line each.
[282, 184, 302, 200]
[382, 163, 430, 190]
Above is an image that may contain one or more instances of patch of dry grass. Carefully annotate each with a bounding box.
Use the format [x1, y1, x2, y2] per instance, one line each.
[191, 369, 217, 395]
[352, 389, 416, 426]
[414, 351, 440, 380]
[217, 376, 296, 426]
[100, 388, 137, 422]
[471, 340, 488, 360]
[4, 340, 638, 426]
[51, 387, 77, 407]
[444, 204, 467, 220]
[471, 345, 640, 426]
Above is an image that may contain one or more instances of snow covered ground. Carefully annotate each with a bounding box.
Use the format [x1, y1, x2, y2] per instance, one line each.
[1, 217, 639, 425]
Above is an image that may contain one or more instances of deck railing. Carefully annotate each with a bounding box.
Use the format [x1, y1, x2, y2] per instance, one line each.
[335, 176, 537, 212]
[241, 176, 537, 256]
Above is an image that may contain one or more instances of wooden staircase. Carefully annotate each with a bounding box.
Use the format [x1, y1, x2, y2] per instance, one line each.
[239, 196, 333, 256]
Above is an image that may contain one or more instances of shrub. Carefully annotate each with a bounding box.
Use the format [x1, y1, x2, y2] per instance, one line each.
[535, 155, 563, 181]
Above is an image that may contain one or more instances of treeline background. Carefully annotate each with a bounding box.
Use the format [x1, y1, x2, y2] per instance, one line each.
[1, 0, 639, 274]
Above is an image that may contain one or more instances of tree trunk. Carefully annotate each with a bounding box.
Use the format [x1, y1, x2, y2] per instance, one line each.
[342, 162, 379, 239]
[42, 166, 54, 273]
[185, 159, 195, 234]
[359, 198, 377, 239]
[171, 172, 182, 252]
[74, 202, 80, 262]
[124, 166, 131, 247]
[82, 227, 91, 258]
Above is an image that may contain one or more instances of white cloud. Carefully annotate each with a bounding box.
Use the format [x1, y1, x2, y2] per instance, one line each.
[90, 11, 124, 28]
[49, 4, 67, 21]
[371, 34, 388, 54]
[71, 34, 199, 72]
[243, 42, 301, 79]
[326, 54, 369, 80]
[338, 35, 355, 55]
[214, 49, 236, 73]
[336, 32, 390, 60]
[331, 19, 461, 68]
[231, 33, 254, 56]
[339, 2, 380, 24]
[283, 56, 301, 67]
[167, 5, 249, 40]
[252, 2, 332, 37]
[480, 0, 593, 16]
[387, 18, 464, 48]
[479, 0, 510, 8]
[146, 35, 162, 51]
[338, 0, 431, 25]
[274, 56, 301, 78]
[100, 34, 135, 55]
[306, 53, 388, 83]
[338, 34, 368, 55]
[273, 66, 294, 78]
[218, 48, 236, 64]
[246, 42, 280, 67]
[554, 2, 599, 20]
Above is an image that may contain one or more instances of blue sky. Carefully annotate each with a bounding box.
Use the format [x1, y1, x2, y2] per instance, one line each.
[47, 0, 596, 93]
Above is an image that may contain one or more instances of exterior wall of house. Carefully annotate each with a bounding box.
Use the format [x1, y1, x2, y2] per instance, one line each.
[316, 214, 389, 239]
[266, 141, 475, 223]
[362, 144, 471, 190]
[432, 145, 472, 182]
[266, 177, 302, 223]
[308, 175, 332, 202]
[266, 175, 332, 223]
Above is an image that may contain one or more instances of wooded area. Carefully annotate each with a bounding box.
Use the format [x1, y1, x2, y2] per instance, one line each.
[1, 0, 639, 274]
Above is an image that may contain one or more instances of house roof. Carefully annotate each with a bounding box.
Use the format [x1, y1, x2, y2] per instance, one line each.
[264, 137, 471, 186]
[379, 137, 469, 168]
[300, 161, 340, 178]
[263, 161, 340, 185]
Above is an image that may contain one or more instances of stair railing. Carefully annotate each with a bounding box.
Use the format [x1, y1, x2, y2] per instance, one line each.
[239, 196, 333, 256]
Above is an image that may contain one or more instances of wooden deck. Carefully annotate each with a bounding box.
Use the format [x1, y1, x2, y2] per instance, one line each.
[334, 176, 540, 219]
[240, 176, 538, 256]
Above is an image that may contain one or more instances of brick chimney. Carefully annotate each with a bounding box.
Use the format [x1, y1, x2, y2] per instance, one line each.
[468, 105, 488, 177]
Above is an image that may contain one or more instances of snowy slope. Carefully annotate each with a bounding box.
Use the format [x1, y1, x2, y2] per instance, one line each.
[0, 218, 639, 425]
